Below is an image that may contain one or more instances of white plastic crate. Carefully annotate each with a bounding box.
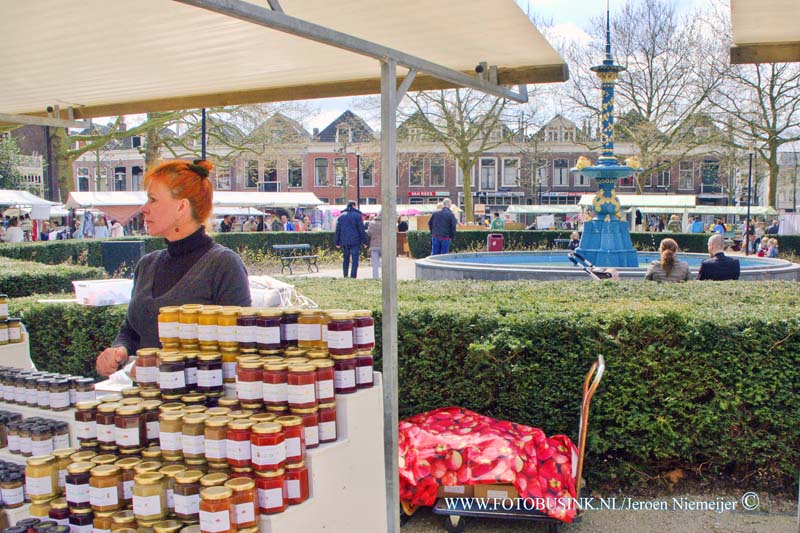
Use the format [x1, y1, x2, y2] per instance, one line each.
[72, 279, 133, 306]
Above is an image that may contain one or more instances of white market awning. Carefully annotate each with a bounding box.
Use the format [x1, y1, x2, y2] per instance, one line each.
[507, 204, 582, 215]
[579, 194, 696, 209]
[689, 205, 779, 217]
[730, 0, 800, 64]
[212, 206, 266, 217]
[213, 191, 324, 207]
[0, 189, 59, 207]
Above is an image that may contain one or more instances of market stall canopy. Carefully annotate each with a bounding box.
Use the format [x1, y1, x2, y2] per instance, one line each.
[730, 0, 800, 64]
[214, 191, 323, 207]
[66, 191, 147, 224]
[506, 205, 583, 215]
[1, 0, 567, 120]
[689, 205, 779, 217]
[579, 194, 696, 209]
[211, 206, 266, 217]
[0, 189, 59, 207]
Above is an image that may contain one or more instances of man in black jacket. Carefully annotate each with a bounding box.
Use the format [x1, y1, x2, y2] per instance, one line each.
[335, 201, 368, 278]
[697, 234, 740, 281]
[765, 220, 779, 234]
[428, 198, 457, 255]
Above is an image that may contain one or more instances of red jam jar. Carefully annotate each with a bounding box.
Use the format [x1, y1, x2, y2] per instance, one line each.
[326, 312, 354, 355]
[236, 361, 264, 404]
[226, 420, 255, 469]
[332, 353, 357, 394]
[262, 363, 288, 407]
[284, 461, 309, 505]
[273, 416, 305, 463]
[236, 308, 258, 351]
[289, 407, 319, 449]
[255, 469, 286, 515]
[280, 309, 299, 349]
[310, 359, 334, 403]
[286, 364, 316, 409]
[353, 310, 375, 350]
[256, 309, 282, 353]
[356, 350, 374, 389]
[318, 402, 337, 444]
[250, 422, 285, 472]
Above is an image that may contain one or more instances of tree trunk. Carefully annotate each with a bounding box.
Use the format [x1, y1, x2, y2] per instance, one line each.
[768, 140, 779, 208]
[460, 160, 473, 223]
[49, 127, 73, 202]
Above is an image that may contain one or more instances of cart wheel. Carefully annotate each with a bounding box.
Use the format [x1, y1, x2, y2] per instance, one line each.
[444, 515, 465, 533]
[400, 501, 418, 526]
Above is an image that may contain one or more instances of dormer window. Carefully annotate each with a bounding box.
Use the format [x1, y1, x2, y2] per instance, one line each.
[131, 136, 143, 148]
[336, 127, 353, 143]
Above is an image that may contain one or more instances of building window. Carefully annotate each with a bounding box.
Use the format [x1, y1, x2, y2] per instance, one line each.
[215, 163, 231, 190]
[261, 160, 278, 192]
[430, 158, 445, 187]
[360, 158, 374, 187]
[336, 128, 352, 143]
[409, 158, 424, 187]
[563, 130, 574, 142]
[363, 197, 378, 205]
[288, 159, 303, 188]
[245, 160, 259, 188]
[317, 197, 329, 204]
[575, 169, 590, 187]
[131, 166, 144, 190]
[619, 175, 634, 188]
[501, 158, 519, 187]
[479, 158, 497, 191]
[701, 159, 721, 193]
[334, 197, 347, 205]
[427, 197, 440, 204]
[456, 162, 476, 188]
[657, 161, 671, 188]
[409, 197, 424, 205]
[679, 161, 694, 190]
[334, 157, 347, 186]
[553, 159, 569, 187]
[131, 136, 143, 149]
[644, 171, 653, 188]
[314, 158, 329, 187]
[114, 167, 127, 191]
[78, 167, 90, 192]
[547, 130, 559, 142]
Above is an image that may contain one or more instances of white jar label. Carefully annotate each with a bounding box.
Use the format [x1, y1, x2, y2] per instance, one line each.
[185, 366, 198, 385]
[53, 433, 69, 449]
[8, 326, 20, 341]
[287, 383, 315, 405]
[257, 487, 283, 510]
[158, 321, 179, 338]
[285, 437, 301, 458]
[146, 420, 160, 440]
[236, 325, 255, 344]
[327, 329, 353, 350]
[357, 366, 374, 385]
[38, 389, 49, 406]
[159, 370, 186, 390]
[182, 434, 205, 454]
[14, 387, 26, 403]
[355, 325, 375, 345]
[222, 362, 237, 381]
[30, 438, 53, 456]
[263, 381, 287, 403]
[20, 437, 32, 456]
[316, 379, 334, 400]
[334, 369, 356, 389]
[49, 390, 70, 409]
[167, 488, 174, 509]
[76, 390, 96, 403]
[72, 524, 92, 533]
[97, 423, 116, 443]
[227, 439, 251, 461]
[218, 324, 237, 343]
[90, 485, 118, 507]
[199, 510, 231, 533]
[286, 479, 301, 499]
[75, 420, 97, 439]
[174, 493, 200, 516]
[205, 438, 226, 459]
[123, 479, 134, 500]
[26, 475, 53, 497]
[0, 303, 7, 316]
[160, 431, 182, 451]
[2, 485, 23, 505]
[116, 426, 140, 446]
[234, 502, 255, 525]
[66, 482, 90, 503]
[198, 369, 223, 387]
[69, 387, 76, 404]
[133, 494, 162, 516]
[197, 324, 217, 342]
[257, 326, 280, 346]
[93, 528, 109, 533]
[281, 322, 298, 341]
[7, 434, 19, 451]
[297, 323, 320, 341]
[251, 443, 285, 466]
[135, 365, 158, 384]
[3, 388, 13, 401]
[179, 322, 197, 340]
[58, 468, 66, 490]
[319, 421, 337, 441]
[0, 329, 8, 343]
[236, 380, 262, 401]
[304, 425, 319, 447]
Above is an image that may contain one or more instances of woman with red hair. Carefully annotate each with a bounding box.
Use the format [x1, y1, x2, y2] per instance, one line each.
[96, 160, 251, 376]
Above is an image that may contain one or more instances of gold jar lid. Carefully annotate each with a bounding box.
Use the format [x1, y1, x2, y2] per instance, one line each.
[201, 486, 233, 500]
[93, 454, 119, 465]
[121, 386, 141, 398]
[239, 360, 263, 370]
[159, 402, 185, 412]
[205, 407, 231, 417]
[282, 308, 300, 316]
[236, 355, 260, 364]
[70, 450, 97, 463]
[183, 405, 207, 415]
[228, 410, 254, 421]
[152, 520, 183, 533]
[158, 306, 180, 315]
[159, 411, 185, 422]
[134, 472, 164, 485]
[95, 510, 115, 519]
[197, 352, 222, 361]
[298, 309, 321, 316]
[251, 422, 282, 434]
[257, 308, 282, 317]
[71, 508, 94, 515]
[200, 309, 221, 317]
[266, 406, 289, 414]
[139, 389, 162, 400]
[199, 472, 229, 487]
[216, 397, 239, 408]
[137, 347, 160, 356]
[179, 309, 200, 317]
[255, 468, 285, 479]
[182, 351, 200, 360]
[283, 348, 307, 357]
[258, 349, 283, 357]
[330, 353, 356, 360]
[116, 457, 142, 470]
[318, 401, 336, 409]
[116, 405, 144, 416]
[249, 413, 276, 423]
[221, 305, 242, 313]
[67, 460, 95, 474]
[230, 467, 252, 474]
[274, 415, 302, 427]
[185, 459, 207, 468]
[120, 397, 143, 406]
[182, 526, 201, 533]
[264, 362, 288, 371]
[238, 528, 258, 533]
[49, 497, 68, 510]
[236, 306, 256, 316]
[134, 461, 163, 474]
[76, 400, 101, 411]
[159, 465, 186, 478]
[284, 357, 309, 365]
[158, 349, 181, 358]
[286, 460, 305, 469]
[311, 359, 334, 369]
[328, 312, 354, 321]
[141, 447, 162, 459]
[288, 363, 315, 372]
[290, 406, 319, 414]
[224, 477, 255, 492]
[91, 464, 121, 477]
[305, 349, 329, 358]
[181, 393, 206, 403]
[52, 447, 77, 459]
[111, 510, 136, 524]
[205, 416, 232, 428]
[352, 309, 373, 317]
[160, 353, 185, 363]
[181, 413, 208, 425]
[227, 419, 256, 431]
[100, 394, 122, 403]
[261, 356, 284, 364]
[140, 399, 163, 411]
[26, 455, 56, 467]
[97, 402, 121, 413]
[174, 469, 204, 484]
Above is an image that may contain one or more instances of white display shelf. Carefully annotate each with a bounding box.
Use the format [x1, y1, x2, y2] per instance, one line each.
[0, 334, 33, 369]
[0, 402, 80, 448]
[0, 447, 26, 465]
[259, 372, 388, 533]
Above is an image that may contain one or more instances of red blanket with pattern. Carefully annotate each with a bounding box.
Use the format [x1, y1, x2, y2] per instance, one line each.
[399, 407, 579, 522]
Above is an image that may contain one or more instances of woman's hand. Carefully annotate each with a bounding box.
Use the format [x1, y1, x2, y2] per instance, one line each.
[96, 346, 129, 376]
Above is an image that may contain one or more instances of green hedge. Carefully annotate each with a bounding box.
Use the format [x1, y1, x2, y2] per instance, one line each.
[10, 280, 800, 491]
[0, 258, 107, 297]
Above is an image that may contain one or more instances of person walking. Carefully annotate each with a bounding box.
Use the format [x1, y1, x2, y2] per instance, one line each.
[334, 201, 368, 278]
[490, 212, 505, 230]
[697, 234, 740, 281]
[367, 214, 382, 279]
[428, 198, 457, 255]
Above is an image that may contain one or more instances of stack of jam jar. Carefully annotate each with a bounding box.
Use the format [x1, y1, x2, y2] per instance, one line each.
[0, 367, 95, 411]
[0, 458, 26, 511]
[0, 414, 70, 456]
[0, 293, 24, 346]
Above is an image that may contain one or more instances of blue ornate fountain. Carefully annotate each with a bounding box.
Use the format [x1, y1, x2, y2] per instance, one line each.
[571, 8, 639, 267]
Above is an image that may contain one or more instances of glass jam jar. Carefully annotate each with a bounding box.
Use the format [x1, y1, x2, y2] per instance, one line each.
[280, 309, 299, 349]
[204, 416, 231, 467]
[0, 320, 8, 345]
[115, 457, 141, 506]
[158, 307, 181, 347]
[199, 486, 234, 533]
[159, 465, 186, 515]
[200, 472, 229, 489]
[26, 455, 58, 503]
[181, 413, 209, 461]
[274, 416, 305, 463]
[289, 407, 319, 449]
[52, 446, 76, 492]
[184, 352, 199, 393]
[326, 312, 355, 355]
[49, 497, 70, 526]
[179, 305, 202, 349]
[284, 461, 309, 505]
[235, 361, 263, 404]
[226, 420, 255, 469]
[221, 348, 239, 384]
[49, 379, 71, 411]
[216, 308, 239, 350]
[318, 402, 337, 444]
[30, 425, 53, 457]
[135, 348, 160, 389]
[115, 405, 146, 452]
[256, 309, 282, 353]
[353, 310, 375, 350]
[75, 378, 96, 404]
[158, 353, 186, 396]
[140, 400, 163, 444]
[0, 293, 7, 320]
[91, 510, 114, 533]
[1, 471, 25, 508]
[110, 510, 136, 531]
[235, 308, 257, 351]
[69, 508, 94, 533]
[174, 469, 204, 523]
[262, 362, 288, 407]
[356, 350, 374, 389]
[7, 317, 22, 343]
[311, 359, 335, 404]
[197, 307, 220, 350]
[158, 411, 185, 461]
[254, 469, 285, 515]
[286, 364, 316, 409]
[332, 353, 358, 394]
[75, 401, 101, 443]
[197, 353, 224, 395]
[297, 310, 323, 349]
[223, 478, 257, 529]
[132, 472, 167, 522]
[250, 422, 285, 472]
[89, 465, 122, 512]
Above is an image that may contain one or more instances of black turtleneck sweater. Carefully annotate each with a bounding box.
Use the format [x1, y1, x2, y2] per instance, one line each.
[152, 226, 214, 298]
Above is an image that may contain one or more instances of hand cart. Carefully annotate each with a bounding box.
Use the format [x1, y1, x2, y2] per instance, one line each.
[420, 355, 605, 532]
[568, 251, 616, 280]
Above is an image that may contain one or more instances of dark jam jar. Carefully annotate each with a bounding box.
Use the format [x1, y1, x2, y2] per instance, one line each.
[353, 310, 375, 350]
[115, 405, 146, 452]
[196, 353, 223, 395]
[183, 352, 199, 393]
[311, 359, 335, 404]
[256, 309, 282, 353]
[65, 461, 94, 509]
[326, 312, 355, 355]
[356, 350, 374, 389]
[158, 354, 186, 396]
[280, 309, 299, 349]
[236, 308, 258, 351]
[286, 364, 316, 409]
[332, 353, 357, 394]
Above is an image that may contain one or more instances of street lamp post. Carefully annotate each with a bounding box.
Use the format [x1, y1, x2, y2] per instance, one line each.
[745, 147, 753, 256]
[355, 151, 362, 210]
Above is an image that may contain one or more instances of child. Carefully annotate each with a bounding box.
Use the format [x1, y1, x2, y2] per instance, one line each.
[767, 238, 779, 258]
[757, 236, 769, 257]
[568, 231, 580, 250]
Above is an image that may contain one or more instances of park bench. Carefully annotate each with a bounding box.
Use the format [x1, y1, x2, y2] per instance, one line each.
[272, 244, 319, 275]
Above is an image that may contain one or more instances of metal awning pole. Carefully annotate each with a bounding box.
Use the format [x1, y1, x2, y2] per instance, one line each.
[381, 58, 400, 533]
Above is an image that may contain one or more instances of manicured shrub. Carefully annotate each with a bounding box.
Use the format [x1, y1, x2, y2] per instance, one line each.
[0, 258, 107, 297]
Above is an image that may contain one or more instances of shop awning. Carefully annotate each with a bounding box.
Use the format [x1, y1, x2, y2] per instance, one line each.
[579, 194, 696, 209]
[507, 205, 583, 215]
[730, 0, 800, 64]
